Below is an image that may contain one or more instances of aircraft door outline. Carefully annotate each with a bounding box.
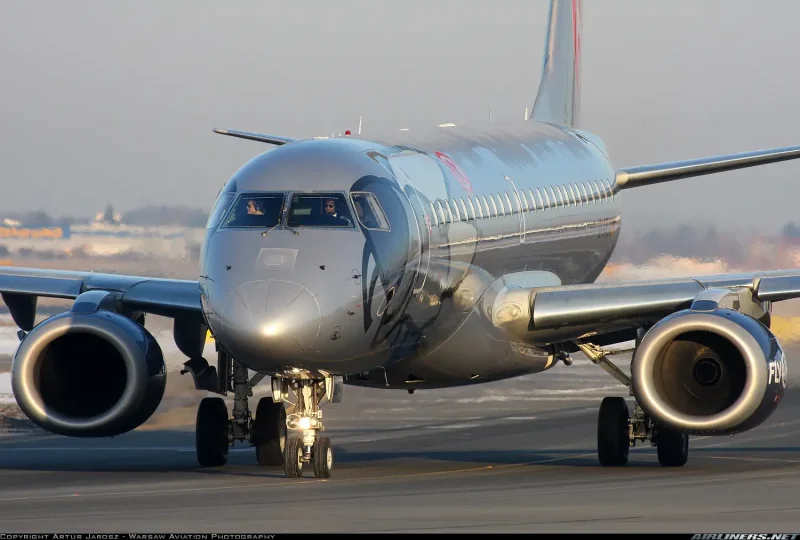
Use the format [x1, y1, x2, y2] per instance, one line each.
[504, 175, 526, 244]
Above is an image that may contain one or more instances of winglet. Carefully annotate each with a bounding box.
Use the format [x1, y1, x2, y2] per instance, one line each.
[212, 128, 296, 146]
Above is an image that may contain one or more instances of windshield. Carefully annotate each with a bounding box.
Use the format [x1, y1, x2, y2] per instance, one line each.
[221, 193, 284, 228]
[206, 192, 235, 230]
[287, 193, 354, 228]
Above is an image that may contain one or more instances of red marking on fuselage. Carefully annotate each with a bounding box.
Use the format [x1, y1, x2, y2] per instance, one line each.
[434, 151, 474, 194]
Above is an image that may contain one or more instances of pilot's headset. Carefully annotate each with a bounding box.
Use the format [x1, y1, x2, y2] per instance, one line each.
[248, 199, 264, 214]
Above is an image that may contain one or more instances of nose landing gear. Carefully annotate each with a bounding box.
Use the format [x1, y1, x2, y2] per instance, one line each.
[193, 352, 342, 479]
[282, 377, 339, 478]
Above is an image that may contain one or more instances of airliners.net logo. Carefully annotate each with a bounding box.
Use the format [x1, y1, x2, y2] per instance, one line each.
[692, 535, 799, 540]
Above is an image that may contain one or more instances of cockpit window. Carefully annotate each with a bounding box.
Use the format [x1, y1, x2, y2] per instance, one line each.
[206, 192, 235, 230]
[287, 193, 354, 228]
[351, 192, 390, 231]
[221, 193, 284, 228]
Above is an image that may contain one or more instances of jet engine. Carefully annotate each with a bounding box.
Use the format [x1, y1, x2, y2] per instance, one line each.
[11, 309, 166, 437]
[631, 307, 787, 436]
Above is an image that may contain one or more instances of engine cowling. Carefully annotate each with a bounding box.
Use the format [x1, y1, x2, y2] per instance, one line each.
[631, 308, 786, 436]
[11, 309, 166, 437]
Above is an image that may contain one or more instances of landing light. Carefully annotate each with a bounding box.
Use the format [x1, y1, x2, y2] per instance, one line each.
[261, 322, 282, 337]
[298, 417, 312, 430]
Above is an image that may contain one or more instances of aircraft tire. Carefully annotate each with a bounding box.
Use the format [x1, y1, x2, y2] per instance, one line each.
[254, 397, 286, 466]
[284, 436, 304, 478]
[656, 426, 689, 467]
[597, 396, 630, 466]
[312, 436, 333, 478]
[196, 397, 229, 467]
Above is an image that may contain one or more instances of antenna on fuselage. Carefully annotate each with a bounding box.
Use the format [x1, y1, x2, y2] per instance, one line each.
[524, 106, 529, 120]
[358, 115, 363, 135]
[488, 104, 492, 123]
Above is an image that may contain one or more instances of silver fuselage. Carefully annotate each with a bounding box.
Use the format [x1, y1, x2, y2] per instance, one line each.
[199, 120, 621, 388]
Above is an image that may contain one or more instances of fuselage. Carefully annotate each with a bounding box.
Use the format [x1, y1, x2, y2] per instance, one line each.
[199, 120, 621, 389]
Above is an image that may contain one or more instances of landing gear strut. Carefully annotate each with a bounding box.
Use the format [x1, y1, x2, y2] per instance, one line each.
[193, 351, 342, 478]
[282, 377, 341, 478]
[194, 352, 287, 468]
[577, 341, 689, 468]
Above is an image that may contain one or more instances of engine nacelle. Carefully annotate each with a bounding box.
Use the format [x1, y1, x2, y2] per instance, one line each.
[631, 308, 786, 436]
[11, 309, 166, 437]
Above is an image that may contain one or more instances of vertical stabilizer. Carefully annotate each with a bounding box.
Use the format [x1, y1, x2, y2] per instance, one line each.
[530, 0, 582, 127]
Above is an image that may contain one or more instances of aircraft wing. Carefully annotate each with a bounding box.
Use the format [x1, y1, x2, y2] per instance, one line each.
[489, 269, 800, 347]
[0, 266, 202, 329]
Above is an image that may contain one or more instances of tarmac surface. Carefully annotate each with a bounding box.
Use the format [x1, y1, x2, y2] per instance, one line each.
[0, 356, 799, 533]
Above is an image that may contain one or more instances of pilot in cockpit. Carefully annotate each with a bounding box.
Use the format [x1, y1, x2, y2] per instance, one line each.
[246, 199, 264, 215]
[322, 198, 350, 226]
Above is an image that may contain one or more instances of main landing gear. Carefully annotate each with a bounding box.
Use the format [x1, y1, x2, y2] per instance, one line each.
[191, 351, 342, 478]
[577, 342, 689, 468]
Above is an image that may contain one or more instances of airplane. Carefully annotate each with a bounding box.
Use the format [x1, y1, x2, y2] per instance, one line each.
[2, 0, 799, 479]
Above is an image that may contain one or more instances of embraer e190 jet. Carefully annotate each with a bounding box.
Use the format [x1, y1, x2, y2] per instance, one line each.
[3, 0, 799, 478]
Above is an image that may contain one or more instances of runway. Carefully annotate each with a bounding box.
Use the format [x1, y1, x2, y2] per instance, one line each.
[0, 358, 799, 533]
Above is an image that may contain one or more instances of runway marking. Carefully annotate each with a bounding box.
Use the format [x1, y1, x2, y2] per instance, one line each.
[0, 446, 253, 453]
[694, 430, 800, 449]
[0, 452, 596, 502]
[345, 452, 597, 483]
[424, 423, 481, 430]
[491, 452, 596, 470]
[702, 455, 800, 464]
[0, 477, 321, 502]
[505, 416, 538, 421]
[0, 435, 59, 445]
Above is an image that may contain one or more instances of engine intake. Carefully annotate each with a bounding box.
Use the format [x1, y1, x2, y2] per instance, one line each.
[12, 309, 166, 437]
[631, 308, 786, 435]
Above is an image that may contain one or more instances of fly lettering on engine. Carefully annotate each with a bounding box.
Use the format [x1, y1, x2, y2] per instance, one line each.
[768, 354, 788, 389]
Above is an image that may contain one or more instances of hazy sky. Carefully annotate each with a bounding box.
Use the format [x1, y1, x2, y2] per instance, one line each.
[2, 1, 799, 234]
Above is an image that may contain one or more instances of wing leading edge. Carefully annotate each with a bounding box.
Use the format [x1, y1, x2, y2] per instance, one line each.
[489, 269, 800, 346]
[616, 145, 800, 189]
[0, 266, 202, 328]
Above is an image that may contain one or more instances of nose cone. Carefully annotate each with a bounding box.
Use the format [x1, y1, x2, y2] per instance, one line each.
[227, 279, 321, 358]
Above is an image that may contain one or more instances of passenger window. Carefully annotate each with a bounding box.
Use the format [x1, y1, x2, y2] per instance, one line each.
[589, 184, 600, 204]
[480, 194, 491, 217]
[549, 186, 561, 208]
[596, 179, 607, 202]
[449, 199, 461, 222]
[435, 200, 448, 224]
[504, 192, 515, 214]
[496, 193, 506, 215]
[581, 182, 591, 204]
[559, 185, 570, 207]
[543, 187, 551, 208]
[351, 192, 390, 231]
[488, 194, 498, 217]
[222, 193, 284, 228]
[466, 197, 476, 219]
[444, 200, 455, 223]
[207, 192, 236, 230]
[460, 198, 472, 220]
[604, 178, 615, 201]
[287, 193, 354, 228]
[429, 202, 440, 226]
